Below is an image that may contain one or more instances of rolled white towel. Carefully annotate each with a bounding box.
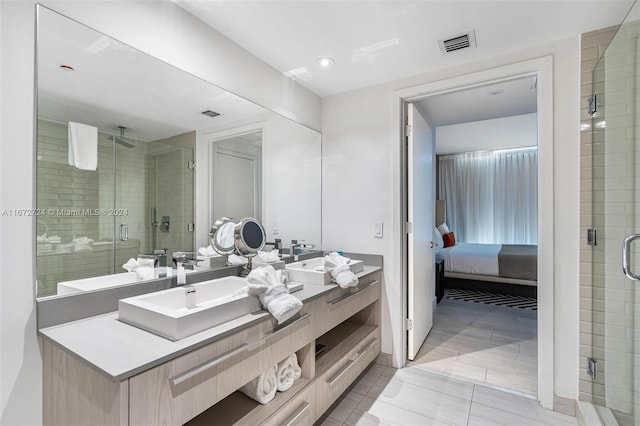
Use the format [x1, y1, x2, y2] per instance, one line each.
[276, 353, 302, 392]
[72, 236, 94, 252]
[240, 364, 278, 405]
[247, 266, 302, 324]
[123, 258, 155, 273]
[256, 249, 280, 263]
[228, 254, 248, 265]
[123, 258, 138, 272]
[325, 252, 358, 288]
[136, 258, 155, 268]
[135, 266, 155, 281]
[198, 245, 218, 257]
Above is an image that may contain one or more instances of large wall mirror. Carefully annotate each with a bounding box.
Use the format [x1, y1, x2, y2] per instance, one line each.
[35, 6, 321, 298]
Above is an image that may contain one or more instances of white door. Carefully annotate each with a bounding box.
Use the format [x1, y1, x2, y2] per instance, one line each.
[214, 150, 258, 220]
[407, 103, 435, 360]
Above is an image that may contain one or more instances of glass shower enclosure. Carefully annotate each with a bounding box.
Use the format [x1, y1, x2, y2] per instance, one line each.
[590, 1, 640, 424]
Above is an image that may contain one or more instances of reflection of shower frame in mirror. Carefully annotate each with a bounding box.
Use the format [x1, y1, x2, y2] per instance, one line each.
[34, 5, 322, 299]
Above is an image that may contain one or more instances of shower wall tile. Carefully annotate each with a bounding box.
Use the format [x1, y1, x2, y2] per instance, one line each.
[36, 120, 148, 297]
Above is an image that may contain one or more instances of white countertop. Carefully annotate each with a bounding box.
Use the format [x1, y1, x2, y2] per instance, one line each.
[39, 266, 381, 381]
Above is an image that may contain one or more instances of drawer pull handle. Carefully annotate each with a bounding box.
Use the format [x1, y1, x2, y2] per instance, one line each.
[264, 313, 311, 342]
[327, 338, 377, 386]
[170, 343, 249, 388]
[170, 313, 312, 390]
[281, 401, 311, 426]
[328, 280, 379, 306]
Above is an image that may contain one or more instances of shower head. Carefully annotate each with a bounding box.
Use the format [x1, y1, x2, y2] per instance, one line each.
[110, 126, 135, 148]
[111, 136, 135, 148]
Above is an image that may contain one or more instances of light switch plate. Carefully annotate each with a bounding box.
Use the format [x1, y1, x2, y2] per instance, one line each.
[374, 221, 383, 238]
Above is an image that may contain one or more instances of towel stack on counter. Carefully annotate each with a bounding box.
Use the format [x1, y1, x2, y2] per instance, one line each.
[325, 252, 359, 288]
[240, 353, 302, 404]
[246, 265, 302, 324]
[197, 245, 219, 257]
[122, 258, 155, 280]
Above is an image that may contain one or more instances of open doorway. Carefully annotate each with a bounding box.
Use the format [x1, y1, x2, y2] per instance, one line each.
[403, 73, 542, 398]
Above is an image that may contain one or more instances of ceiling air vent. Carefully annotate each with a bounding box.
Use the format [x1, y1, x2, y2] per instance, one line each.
[438, 30, 476, 55]
[201, 110, 220, 118]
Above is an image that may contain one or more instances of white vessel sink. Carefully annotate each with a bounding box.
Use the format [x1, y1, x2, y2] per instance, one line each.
[118, 276, 260, 341]
[57, 272, 141, 295]
[57, 267, 199, 295]
[285, 257, 363, 285]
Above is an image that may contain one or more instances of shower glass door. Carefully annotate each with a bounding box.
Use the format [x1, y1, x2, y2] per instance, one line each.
[591, 3, 640, 424]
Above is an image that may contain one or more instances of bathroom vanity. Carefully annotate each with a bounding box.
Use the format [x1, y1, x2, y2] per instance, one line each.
[40, 267, 382, 426]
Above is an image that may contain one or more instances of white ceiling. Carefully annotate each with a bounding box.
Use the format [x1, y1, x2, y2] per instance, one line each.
[37, 1, 634, 144]
[38, 6, 268, 142]
[176, 0, 633, 98]
[415, 75, 537, 127]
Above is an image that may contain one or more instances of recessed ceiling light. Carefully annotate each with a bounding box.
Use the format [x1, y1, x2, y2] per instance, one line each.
[488, 89, 504, 96]
[317, 57, 335, 68]
[59, 65, 74, 71]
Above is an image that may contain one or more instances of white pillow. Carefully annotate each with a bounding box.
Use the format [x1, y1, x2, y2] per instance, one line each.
[437, 222, 450, 236]
[433, 226, 445, 248]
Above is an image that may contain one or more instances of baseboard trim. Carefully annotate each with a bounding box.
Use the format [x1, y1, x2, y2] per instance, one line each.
[554, 394, 576, 417]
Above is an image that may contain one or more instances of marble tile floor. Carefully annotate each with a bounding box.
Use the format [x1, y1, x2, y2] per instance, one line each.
[408, 293, 538, 396]
[319, 363, 577, 426]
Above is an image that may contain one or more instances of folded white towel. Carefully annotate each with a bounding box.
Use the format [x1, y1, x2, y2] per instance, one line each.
[123, 258, 138, 272]
[247, 265, 302, 324]
[71, 236, 94, 252]
[136, 258, 155, 268]
[198, 245, 218, 257]
[256, 249, 280, 263]
[68, 121, 98, 171]
[122, 258, 155, 273]
[240, 364, 278, 405]
[135, 266, 155, 281]
[325, 252, 358, 288]
[276, 353, 302, 392]
[228, 254, 248, 265]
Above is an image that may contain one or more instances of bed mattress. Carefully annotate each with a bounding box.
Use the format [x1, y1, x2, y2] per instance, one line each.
[437, 243, 537, 281]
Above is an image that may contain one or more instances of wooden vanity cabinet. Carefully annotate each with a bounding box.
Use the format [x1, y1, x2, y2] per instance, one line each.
[42, 269, 382, 426]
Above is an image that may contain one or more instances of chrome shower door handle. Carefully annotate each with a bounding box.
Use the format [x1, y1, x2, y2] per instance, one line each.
[622, 234, 640, 280]
[119, 223, 128, 242]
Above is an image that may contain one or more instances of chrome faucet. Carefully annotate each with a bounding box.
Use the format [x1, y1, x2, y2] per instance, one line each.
[172, 251, 202, 269]
[290, 240, 301, 262]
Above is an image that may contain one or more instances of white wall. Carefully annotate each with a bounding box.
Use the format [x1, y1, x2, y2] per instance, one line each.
[322, 37, 580, 400]
[0, 2, 320, 424]
[435, 113, 538, 155]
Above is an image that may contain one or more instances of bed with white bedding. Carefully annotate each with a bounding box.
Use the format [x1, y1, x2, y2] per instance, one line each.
[437, 243, 537, 287]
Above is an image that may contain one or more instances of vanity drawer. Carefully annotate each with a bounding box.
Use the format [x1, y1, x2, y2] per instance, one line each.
[315, 332, 380, 416]
[263, 382, 316, 426]
[316, 274, 381, 338]
[129, 309, 315, 426]
[260, 304, 315, 365]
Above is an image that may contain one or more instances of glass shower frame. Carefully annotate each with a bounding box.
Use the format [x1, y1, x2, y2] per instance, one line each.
[590, 2, 640, 424]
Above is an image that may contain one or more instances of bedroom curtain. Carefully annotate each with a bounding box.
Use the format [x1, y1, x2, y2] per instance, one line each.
[438, 147, 537, 244]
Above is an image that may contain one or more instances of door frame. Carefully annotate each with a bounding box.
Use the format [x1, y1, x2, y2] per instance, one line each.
[395, 56, 554, 409]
